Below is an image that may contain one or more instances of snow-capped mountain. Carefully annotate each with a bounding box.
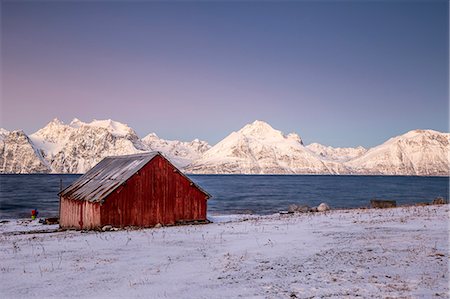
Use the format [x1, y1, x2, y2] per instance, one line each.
[142, 133, 210, 168]
[306, 143, 367, 162]
[29, 118, 146, 173]
[344, 129, 450, 176]
[0, 130, 51, 173]
[1, 119, 448, 175]
[186, 121, 449, 176]
[185, 120, 347, 174]
[0, 118, 209, 174]
[31, 118, 145, 152]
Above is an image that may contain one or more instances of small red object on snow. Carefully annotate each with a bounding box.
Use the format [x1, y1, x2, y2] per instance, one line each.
[31, 209, 38, 220]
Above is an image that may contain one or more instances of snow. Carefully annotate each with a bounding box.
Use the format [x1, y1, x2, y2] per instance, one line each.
[0, 205, 448, 298]
[84, 119, 136, 138]
[206, 214, 259, 223]
[0, 130, 51, 173]
[185, 120, 347, 174]
[18, 118, 209, 173]
[0, 128, 10, 141]
[187, 122, 449, 176]
[345, 129, 450, 176]
[239, 120, 288, 141]
[69, 118, 83, 127]
[286, 133, 303, 145]
[142, 133, 210, 168]
[0, 219, 59, 234]
[29, 119, 74, 156]
[306, 143, 366, 162]
[28, 118, 144, 173]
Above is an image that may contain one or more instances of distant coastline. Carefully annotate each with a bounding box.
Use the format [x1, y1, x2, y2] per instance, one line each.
[1, 172, 450, 178]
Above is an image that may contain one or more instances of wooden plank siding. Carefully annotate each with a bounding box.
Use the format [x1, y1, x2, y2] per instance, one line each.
[59, 198, 101, 229]
[100, 155, 207, 227]
[60, 154, 208, 229]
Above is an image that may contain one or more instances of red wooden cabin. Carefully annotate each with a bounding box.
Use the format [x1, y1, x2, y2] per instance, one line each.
[59, 152, 210, 230]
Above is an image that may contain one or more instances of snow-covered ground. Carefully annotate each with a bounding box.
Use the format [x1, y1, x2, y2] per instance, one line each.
[0, 205, 448, 298]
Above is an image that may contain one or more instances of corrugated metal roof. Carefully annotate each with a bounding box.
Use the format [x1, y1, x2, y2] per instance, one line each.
[59, 152, 210, 203]
[60, 152, 158, 203]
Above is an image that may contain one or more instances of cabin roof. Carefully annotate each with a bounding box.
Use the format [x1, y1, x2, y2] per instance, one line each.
[59, 152, 210, 203]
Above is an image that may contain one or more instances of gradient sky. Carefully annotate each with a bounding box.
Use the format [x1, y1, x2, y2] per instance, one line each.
[1, 0, 448, 147]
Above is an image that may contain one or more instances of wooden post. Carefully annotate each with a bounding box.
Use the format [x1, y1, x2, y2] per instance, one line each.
[59, 178, 63, 226]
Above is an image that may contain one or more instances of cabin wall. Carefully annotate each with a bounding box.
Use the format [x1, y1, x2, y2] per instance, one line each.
[60, 197, 101, 229]
[100, 155, 207, 227]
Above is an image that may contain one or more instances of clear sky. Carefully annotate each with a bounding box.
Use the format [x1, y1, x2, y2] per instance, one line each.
[1, 0, 448, 147]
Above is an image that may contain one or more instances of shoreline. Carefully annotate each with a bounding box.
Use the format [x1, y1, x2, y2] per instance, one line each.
[1, 173, 450, 177]
[1, 202, 448, 232]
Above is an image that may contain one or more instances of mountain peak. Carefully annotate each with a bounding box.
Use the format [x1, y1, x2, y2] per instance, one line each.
[381, 129, 450, 146]
[248, 120, 273, 129]
[70, 118, 85, 127]
[49, 118, 64, 126]
[87, 119, 135, 137]
[404, 129, 444, 138]
[0, 128, 10, 135]
[239, 120, 282, 138]
[286, 133, 303, 145]
[187, 120, 334, 174]
[0, 128, 9, 141]
[36, 118, 66, 133]
[252, 120, 269, 125]
[142, 133, 159, 142]
[237, 120, 305, 145]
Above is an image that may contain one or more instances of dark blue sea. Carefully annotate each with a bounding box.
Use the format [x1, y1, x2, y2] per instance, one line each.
[0, 174, 448, 219]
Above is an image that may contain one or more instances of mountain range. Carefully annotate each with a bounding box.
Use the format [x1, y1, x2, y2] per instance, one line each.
[0, 119, 448, 176]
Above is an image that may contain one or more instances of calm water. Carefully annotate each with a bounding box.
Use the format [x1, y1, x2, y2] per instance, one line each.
[0, 174, 448, 219]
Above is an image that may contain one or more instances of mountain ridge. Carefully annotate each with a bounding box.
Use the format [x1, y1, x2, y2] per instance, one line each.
[1, 118, 209, 174]
[0, 119, 448, 176]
